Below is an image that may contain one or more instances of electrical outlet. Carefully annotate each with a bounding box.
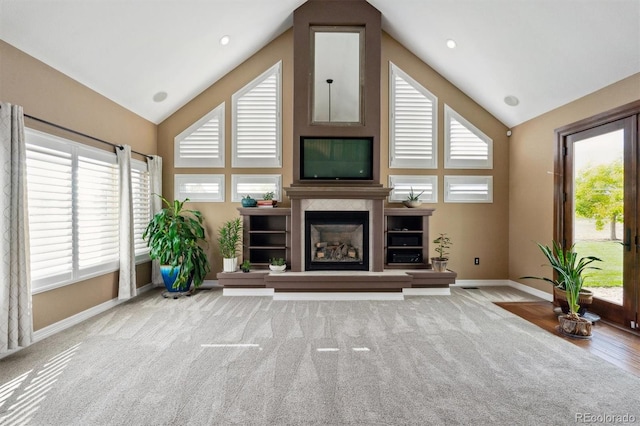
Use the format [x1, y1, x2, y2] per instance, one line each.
[474, 257, 480, 265]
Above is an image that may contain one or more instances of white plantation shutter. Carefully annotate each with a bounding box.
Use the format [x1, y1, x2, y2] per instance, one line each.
[388, 175, 438, 203]
[232, 62, 282, 168]
[77, 148, 119, 273]
[444, 176, 493, 203]
[389, 63, 437, 169]
[445, 105, 493, 169]
[175, 103, 225, 168]
[231, 174, 281, 202]
[174, 174, 225, 202]
[132, 160, 151, 260]
[26, 136, 73, 288]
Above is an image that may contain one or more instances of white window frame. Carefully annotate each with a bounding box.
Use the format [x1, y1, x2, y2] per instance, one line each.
[388, 175, 438, 203]
[389, 62, 438, 169]
[174, 174, 225, 202]
[444, 175, 493, 203]
[174, 102, 225, 168]
[26, 128, 121, 294]
[232, 61, 282, 168]
[131, 159, 151, 263]
[231, 174, 282, 202]
[444, 105, 493, 169]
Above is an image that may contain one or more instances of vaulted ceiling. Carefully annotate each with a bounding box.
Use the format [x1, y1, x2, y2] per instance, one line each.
[1, 0, 638, 127]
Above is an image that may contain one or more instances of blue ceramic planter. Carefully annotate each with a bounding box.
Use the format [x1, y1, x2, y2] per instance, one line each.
[160, 264, 192, 292]
[241, 197, 257, 207]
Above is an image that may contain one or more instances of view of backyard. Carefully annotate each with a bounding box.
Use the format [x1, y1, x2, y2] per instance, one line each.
[574, 218, 623, 304]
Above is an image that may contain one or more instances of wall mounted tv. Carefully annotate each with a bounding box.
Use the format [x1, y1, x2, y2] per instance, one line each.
[300, 137, 373, 181]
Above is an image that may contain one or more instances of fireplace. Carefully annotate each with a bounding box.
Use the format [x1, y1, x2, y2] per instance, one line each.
[305, 211, 369, 271]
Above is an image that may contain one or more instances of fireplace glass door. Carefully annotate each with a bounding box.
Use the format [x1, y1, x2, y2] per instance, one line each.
[305, 211, 369, 271]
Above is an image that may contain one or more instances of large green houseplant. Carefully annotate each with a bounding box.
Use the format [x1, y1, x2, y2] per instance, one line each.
[143, 196, 211, 291]
[524, 241, 602, 337]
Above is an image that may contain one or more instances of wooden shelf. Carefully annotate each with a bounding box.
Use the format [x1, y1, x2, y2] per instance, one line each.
[384, 208, 434, 269]
[239, 208, 291, 269]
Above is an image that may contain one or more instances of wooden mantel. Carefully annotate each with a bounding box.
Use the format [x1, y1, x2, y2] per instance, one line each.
[284, 185, 391, 200]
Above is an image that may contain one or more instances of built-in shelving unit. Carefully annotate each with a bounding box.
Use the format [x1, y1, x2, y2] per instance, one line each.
[238, 208, 291, 269]
[384, 208, 434, 269]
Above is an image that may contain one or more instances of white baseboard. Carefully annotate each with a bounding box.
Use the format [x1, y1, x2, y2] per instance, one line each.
[507, 280, 553, 302]
[223, 288, 275, 297]
[452, 279, 511, 287]
[403, 287, 451, 296]
[33, 283, 154, 342]
[273, 292, 405, 301]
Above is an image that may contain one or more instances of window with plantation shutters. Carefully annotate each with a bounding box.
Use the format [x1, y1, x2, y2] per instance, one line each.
[76, 148, 119, 273]
[388, 175, 438, 203]
[25, 129, 121, 293]
[232, 61, 282, 168]
[231, 174, 281, 202]
[132, 160, 151, 261]
[174, 174, 225, 202]
[444, 175, 493, 203]
[444, 105, 493, 169]
[26, 131, 74, 289]
[389, 63, 437, 169]
[175, 103, 225, 168]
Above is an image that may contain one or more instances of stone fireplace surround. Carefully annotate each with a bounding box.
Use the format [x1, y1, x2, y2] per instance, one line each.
[284, 185, 391, 272]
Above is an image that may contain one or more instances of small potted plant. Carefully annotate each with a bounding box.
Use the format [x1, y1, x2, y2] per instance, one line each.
[241, 195, 257, 208]
[240, 259, 251, 273]
[258, 191, 277, 208]
[523, 241, 601, 338]
[269, 257, 286, 273]
[217, 218, 242, 272]
[431, 233, 451, 272]
[403, 187, 424, 208]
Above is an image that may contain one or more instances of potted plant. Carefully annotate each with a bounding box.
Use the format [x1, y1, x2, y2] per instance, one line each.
[241, 195, 257, 208]
[269, 257, 286, 273]
[258, 191, 277, 208]
[403, 187, 424, 208]
[431, 233, 451, 272]
[523, 241, 602, 338]
[217, 218, 242, 272]
[240, 259, 251, 273]
[143, 196, 211, 292]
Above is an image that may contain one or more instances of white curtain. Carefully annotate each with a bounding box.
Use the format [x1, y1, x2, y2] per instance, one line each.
[147, 155, 163, 286]
[0, 102, 33, 353]
[117, 145, 136, 299]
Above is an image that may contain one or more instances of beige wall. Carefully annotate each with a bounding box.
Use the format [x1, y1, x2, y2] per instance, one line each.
[159, 30, 510, 279]
[509, 73, 640, 295]
[0, 40, 156, 330]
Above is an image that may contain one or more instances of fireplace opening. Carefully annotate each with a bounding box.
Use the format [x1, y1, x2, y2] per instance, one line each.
[305, 211, 369, 271]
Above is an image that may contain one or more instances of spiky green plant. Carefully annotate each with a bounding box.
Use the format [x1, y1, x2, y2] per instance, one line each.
[217, 218, 242, 259]
[524, 241, 602, 318]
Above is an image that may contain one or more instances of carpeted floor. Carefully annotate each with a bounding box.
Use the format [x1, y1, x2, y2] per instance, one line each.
[1, 286, 639, 425]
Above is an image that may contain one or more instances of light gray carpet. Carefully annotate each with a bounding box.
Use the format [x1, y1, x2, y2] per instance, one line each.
[1, 287, 639, 425]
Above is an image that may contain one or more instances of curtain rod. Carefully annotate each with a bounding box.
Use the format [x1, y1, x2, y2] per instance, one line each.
[24, 113, 154, 159]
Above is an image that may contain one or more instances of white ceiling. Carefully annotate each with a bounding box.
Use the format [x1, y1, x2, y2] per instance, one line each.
[1, 0, 639, 128]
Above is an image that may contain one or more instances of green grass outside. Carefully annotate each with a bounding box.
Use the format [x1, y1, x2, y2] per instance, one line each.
[574, 240, 622, 288]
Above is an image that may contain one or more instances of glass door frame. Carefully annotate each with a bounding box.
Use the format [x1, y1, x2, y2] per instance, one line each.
[554, 100, 640, 329]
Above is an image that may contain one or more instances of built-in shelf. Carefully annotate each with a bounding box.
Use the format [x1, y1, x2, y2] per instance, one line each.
[384, 208, 434, 269]
[239, 208, 291, 269]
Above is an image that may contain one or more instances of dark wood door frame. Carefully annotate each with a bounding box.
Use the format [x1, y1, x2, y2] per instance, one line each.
[554, 100, 640, 328]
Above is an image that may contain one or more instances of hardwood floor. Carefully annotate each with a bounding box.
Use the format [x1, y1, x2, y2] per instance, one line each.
[496, 301, 640, 377]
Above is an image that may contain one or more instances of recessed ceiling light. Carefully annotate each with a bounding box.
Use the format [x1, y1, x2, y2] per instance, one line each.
[152, 91, 168, 103]
[446, 39, 457, 49]
[504, 95, 520, 107]
[220, 35, 230, 46]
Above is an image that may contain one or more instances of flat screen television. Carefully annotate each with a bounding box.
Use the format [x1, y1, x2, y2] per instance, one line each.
[300, 137, 373, 181]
